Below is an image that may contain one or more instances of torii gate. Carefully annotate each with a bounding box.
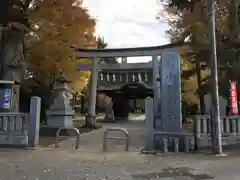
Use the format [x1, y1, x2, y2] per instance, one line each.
[72, 42, 186, 129]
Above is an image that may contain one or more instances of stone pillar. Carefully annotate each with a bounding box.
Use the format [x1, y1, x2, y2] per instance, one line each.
[46, 73, 74, 128]
[11, 84, 20, 112]
[86, 57, 98, 125]
[152, 56, 160, 111]
[159, 53, 182, 132]
[145, 97, 154, 150]
[28, 96, 41, 148]
[152, 56, 161, 129]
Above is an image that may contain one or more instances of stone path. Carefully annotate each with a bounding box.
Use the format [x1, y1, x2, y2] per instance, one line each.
[1, 122, 240, 179]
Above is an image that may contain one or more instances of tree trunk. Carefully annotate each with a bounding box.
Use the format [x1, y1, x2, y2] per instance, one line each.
[0, 28, 24, 82]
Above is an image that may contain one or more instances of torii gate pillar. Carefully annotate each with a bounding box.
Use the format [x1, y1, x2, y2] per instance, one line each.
[86, 57, 98, 125]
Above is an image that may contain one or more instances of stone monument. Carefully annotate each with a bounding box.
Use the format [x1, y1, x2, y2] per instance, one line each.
[46, 72, 74, 128]
[151, 53, 195, 152]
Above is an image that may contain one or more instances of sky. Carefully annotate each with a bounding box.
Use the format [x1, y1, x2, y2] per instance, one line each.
[82, 0, 170, 62]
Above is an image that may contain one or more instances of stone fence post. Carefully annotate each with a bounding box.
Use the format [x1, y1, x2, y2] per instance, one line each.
[28, 96, 41, 148]
[145, 97, 154, 151]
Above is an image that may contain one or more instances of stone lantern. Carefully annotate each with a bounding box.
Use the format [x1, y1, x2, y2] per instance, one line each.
[46, 72, 74, 128]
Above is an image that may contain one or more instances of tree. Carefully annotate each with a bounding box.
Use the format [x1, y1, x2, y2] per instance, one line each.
[97, 37, 107, 49]
[163, 0, 240, 74]
[0, 0, 32, 82]
[160, 0, 240, 113]
[7, 0, 98, 121]
[26, 0, 97, 92]
[97, 36, 118, 64]
[181, 56, 198, 105]
[0, 0, 97, 91]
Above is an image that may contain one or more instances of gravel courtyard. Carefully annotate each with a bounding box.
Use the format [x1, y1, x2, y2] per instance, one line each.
[1, 120, 240, 180]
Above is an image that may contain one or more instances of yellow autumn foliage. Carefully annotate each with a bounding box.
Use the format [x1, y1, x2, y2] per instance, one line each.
[27, 0, 97, 91]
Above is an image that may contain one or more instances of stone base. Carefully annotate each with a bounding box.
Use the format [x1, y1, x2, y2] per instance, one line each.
[47, 115, 73, 128]
[196, 134, 240, 149]
[86, 115, 96, 124]
[0, 134, 28, 147]
[154, 132, 195, 152]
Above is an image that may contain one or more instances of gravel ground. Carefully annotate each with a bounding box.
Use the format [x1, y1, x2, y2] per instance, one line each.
[1, 121, 240, 180]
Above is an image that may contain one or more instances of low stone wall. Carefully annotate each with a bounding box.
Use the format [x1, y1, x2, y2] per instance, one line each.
[154, 132, 195, 152]
[0, 113, 29, 146]
[0, 97, 41, 148]
[193, 115, 240, 148]
[144, 97, 240, 152]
